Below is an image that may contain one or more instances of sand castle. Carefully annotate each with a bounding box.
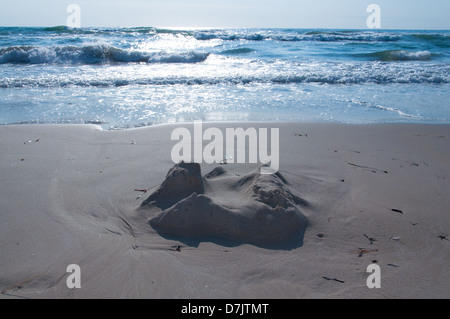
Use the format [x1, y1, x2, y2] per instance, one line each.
[141, 162, 308, 247]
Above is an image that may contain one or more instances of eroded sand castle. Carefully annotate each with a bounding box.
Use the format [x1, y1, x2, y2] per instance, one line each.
[140, 162, 308, 247]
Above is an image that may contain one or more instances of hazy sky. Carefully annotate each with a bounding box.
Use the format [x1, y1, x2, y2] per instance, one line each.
[0, 0, 449, 29]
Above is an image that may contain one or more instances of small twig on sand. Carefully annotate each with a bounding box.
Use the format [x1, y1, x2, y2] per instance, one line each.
[355, 248, 379, 257]
[134, 189, 147, 200]
[322, 277, 345, 284]
[346, 162, 388, 174]
[134, 185, 158, 200]
[364, 234, 376, 245]
[1, 272, 46, 295]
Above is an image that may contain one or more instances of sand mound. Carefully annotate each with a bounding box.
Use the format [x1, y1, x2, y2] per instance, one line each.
[141, 161, 204, 210]
[141, 162, 307, 247]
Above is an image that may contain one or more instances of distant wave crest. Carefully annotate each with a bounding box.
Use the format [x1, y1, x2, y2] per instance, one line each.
[363, 50, 433, 61]
[193, 30, 402, 42]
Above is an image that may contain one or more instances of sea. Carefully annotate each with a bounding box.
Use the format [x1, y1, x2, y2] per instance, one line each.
[0, 27, 449, 129]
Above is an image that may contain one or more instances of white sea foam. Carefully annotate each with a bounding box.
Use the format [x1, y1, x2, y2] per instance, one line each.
[0, 45, 209, 65]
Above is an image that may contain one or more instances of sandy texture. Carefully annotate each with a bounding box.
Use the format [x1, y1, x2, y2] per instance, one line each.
[0, 122, 449, 299]
[143, 162, 307, 248]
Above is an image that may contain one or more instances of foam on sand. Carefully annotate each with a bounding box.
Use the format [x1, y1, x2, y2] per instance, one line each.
[141, 162, 307, 248]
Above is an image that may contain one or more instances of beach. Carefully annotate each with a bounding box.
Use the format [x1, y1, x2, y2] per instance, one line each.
[1, 26, 449, 300]
[1, 122, 449, 299]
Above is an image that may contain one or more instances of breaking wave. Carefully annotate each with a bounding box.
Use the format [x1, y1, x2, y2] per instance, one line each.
[361, 50, 434, 61]
[0, 45, 210, 65]
[1, 61, 447, 88]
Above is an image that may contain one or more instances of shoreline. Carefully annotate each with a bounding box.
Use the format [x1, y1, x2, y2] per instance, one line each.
[3, 120, 450, 135]
[1, 122, 449, 298]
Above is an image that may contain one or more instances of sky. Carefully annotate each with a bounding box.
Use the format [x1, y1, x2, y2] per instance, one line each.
[0, 0, 449, 30]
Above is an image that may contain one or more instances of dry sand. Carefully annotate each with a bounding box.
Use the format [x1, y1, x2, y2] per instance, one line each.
[0, 122, 449, 299]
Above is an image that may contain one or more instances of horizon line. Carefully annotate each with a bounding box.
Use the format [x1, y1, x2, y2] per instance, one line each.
[1, 25, 450, 32]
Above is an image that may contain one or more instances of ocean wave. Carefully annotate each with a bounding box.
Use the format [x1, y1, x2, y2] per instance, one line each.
[358, 50, 433, 61]
[147, 51, 210, 63]
[410, 33, 450, 48]
[220, 48, 255, 55]
[2, 27, 448, 44]
[193, 30, 402, 42]
[0, 45, 210, 65]
[194, 32, 265, 41]
[1, 63, 447, 88]
[301, 31, 401, 42]
[371, 104, 422, 119]
[43, 25, 72, 32]
[33, 27, 404, 43]
[411, 33, 449, 41]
